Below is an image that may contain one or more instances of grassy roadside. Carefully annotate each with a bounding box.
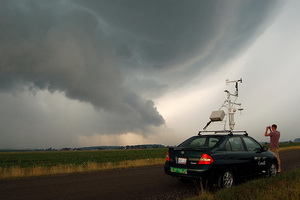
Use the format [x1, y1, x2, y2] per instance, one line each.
[188, 168, 300, 200]
[0, 158, 165, 179]
[187, 144, 300, 200]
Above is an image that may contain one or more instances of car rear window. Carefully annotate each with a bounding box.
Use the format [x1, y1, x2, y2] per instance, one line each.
[179, 136, 221, 149]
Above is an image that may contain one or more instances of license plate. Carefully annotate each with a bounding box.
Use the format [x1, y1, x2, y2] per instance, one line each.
[178, 157, 187, 164]
[170, 167, 187, 174]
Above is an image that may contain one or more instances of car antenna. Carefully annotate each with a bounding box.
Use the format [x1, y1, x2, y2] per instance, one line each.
[202, 78, 243, 132]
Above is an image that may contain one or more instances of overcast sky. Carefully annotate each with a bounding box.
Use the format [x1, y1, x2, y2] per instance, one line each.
[1, 0, 299, 149]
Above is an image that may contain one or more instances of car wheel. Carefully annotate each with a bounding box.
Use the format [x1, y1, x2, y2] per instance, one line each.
[218, 169, 234, 188]
[267, 162, 278, 177]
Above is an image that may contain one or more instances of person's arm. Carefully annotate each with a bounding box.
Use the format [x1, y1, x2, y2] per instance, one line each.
[265, 126, 271, 136]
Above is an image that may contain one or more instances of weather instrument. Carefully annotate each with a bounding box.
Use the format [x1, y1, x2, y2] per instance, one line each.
[202, 78, 243, 131]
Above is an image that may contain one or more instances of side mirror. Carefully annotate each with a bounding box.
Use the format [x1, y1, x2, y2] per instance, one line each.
[254, 148, 262, 153]
[254, 146, 268, 153]
[262, 146, 268, 151]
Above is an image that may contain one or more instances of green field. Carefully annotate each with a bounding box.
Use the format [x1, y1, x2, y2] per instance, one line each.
[1, 142, 299, 169]
[1, 142, 299, 179]
[0, 148, 168, 179]
[264, 142, 300, 149]
[0, 148, 168, 168]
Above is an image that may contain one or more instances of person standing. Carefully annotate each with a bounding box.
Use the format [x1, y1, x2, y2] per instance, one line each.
[265, 124, 281, 172]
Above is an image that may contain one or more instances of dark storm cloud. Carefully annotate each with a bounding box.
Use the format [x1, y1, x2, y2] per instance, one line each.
[73, 0, 281, 93]
[0, 0, 279, 135]
[0, 0, 165, 132]
[75, 0, 280, 74]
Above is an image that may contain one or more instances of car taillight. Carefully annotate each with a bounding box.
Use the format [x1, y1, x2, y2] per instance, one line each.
[165, 151, 170, 161]
[198, 153, 214, 165]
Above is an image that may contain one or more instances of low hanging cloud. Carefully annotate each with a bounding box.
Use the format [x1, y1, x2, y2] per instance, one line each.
[0, 0, 166, 133]
[0, 0, 281, 140]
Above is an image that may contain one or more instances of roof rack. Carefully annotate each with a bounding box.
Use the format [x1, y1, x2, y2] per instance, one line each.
[198, 130, 248, 136]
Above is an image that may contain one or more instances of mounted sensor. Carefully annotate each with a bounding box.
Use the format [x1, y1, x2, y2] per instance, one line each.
[210, 110, 225, 122]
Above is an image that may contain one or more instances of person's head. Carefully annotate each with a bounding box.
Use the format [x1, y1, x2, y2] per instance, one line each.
[271, 124, 277, 130]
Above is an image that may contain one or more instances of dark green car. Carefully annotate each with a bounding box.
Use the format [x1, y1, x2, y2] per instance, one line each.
[164, 131, 278, 188]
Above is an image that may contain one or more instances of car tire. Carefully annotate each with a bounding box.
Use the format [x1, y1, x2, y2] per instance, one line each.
[267, 161, 278, 177]
[218, 169, 234, 188]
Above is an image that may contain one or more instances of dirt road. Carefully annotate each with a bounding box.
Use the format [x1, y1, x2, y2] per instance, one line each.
[1, 149, 300, 200]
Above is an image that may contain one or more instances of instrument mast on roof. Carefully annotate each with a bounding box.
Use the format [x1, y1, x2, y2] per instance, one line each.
[203, 78, 243, 131]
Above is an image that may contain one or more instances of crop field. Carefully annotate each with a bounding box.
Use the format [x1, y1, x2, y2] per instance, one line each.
[263, 142, 300, 151]
[0, 148, 168, 179]
[0, 148, 168, 168]
[276, 142, 300, 149]
[1, 142, 299, 179]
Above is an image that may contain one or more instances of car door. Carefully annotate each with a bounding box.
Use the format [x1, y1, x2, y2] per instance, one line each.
[225, 136, 251, 177]
[242, 136, 267, 175]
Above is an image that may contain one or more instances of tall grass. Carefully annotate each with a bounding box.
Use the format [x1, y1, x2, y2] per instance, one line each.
[0, 158, 165, 179]
[189, 168, 300, 200]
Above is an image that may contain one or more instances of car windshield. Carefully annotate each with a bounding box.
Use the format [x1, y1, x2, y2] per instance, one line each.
[179, 136, 221, 149]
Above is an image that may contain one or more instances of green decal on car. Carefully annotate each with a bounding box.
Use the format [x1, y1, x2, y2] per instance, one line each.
[170, 167, 187, 174]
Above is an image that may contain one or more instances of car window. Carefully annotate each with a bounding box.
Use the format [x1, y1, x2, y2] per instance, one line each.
[225, 140, 232, 151]
[243, 137, 261, 151]
[208, 138, 219, 147]
[189, 138, 206, 148]
[225, 137, 245, 151]
[179, 136, 220, 148]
